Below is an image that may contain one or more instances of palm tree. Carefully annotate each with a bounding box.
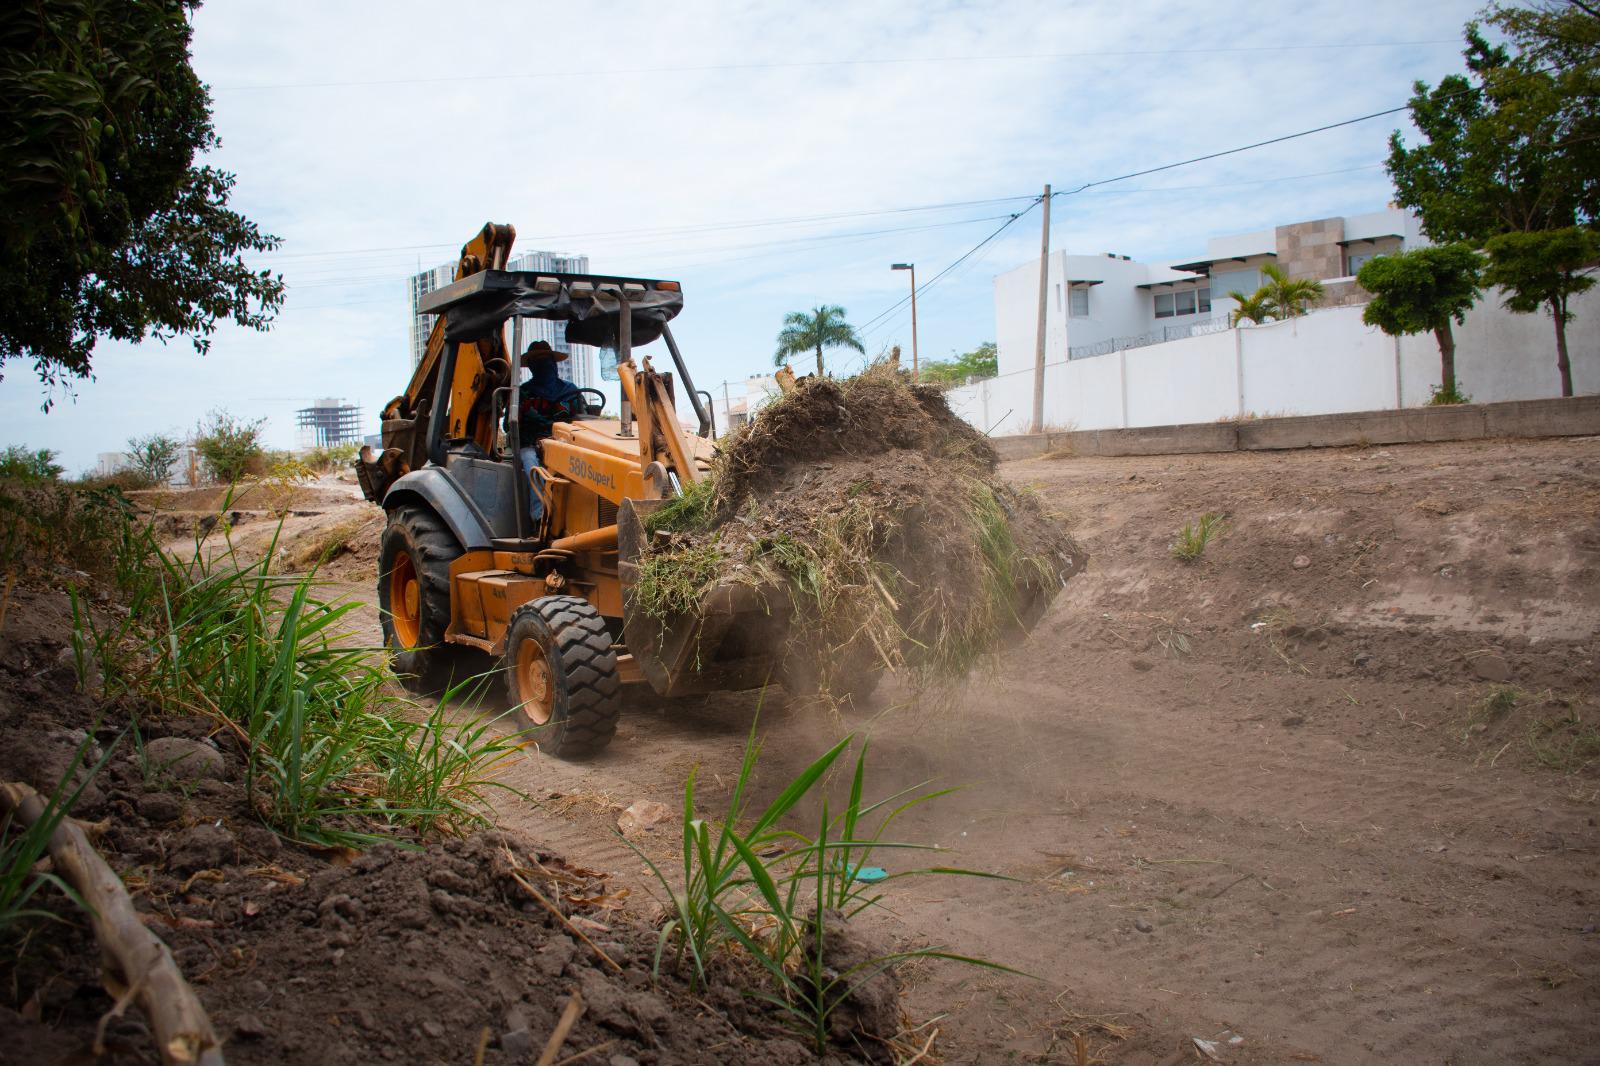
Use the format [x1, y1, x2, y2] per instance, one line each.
[774, 305, 864, 378]
[1258, 262, 1325, 318]
[1229, 290, 1277, 326]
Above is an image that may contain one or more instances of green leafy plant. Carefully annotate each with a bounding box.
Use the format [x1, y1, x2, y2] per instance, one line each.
[1171, 512, 1226, 562]
[919, 341, 999, 387]
[0, 446, 63, 483]
[1428, 382, 1474, 406]
[1228, 289, 1277, 326]
[628, 724, 1018, 1054]
[126, 432, 183, 487]
[1483, 226, 1599, 398]
[59, 489, 517, 847]
[1257, 263, 1325, 318]
[304, 442, 361, 473]
[1358, 246, 1485, 402]
[192, 409, 266, 484]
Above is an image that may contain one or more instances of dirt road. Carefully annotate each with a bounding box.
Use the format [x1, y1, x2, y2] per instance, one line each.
[283, 436, 1599, 1064]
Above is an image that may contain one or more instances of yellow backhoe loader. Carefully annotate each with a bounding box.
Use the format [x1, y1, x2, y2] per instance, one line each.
[358, 224, 781, 756]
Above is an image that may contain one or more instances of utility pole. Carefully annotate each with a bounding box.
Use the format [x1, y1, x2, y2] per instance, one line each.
[722, 379, 732, 430]
[891, 263, 919, 380]
[1030, 184, 1051, 435]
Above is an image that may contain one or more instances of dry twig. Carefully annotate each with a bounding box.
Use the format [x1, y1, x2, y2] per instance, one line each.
[0, 781, 225, 1066]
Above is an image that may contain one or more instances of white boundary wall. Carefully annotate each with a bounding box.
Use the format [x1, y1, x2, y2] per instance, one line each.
[950, 281, 1600, 435]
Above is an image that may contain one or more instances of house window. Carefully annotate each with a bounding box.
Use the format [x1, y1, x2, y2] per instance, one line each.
[1198, 287, 1212, 313]
[1174, 290, 1197, 316]
[1348, 251, 1377, 276]
[1154, 292, 1174, 318]
[1069, 285, 1089, 317]
[1055, 283, 1063, 311]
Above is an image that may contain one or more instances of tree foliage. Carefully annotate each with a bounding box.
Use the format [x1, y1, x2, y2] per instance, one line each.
[0, 0, 285, 395]
[192, 409, 265, 484]
[0, 446, 64, 484]
[1257, 263, 1326, 318]
[126, 431, 182, 486]
[773, 305, 864, 378]
[1228, 289, 1276, 326]
[919, 341, 998, 386]
[1386, 10, 1599, 243]
[1358, 245, 1486, 400]
[1483, 226, 1599, 396]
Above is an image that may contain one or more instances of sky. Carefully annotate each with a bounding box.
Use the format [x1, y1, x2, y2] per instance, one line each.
[0, 0, 1488, 473]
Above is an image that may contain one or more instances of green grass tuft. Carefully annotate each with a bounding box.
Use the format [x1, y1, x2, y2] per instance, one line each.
[1171, 512, 1226, 562]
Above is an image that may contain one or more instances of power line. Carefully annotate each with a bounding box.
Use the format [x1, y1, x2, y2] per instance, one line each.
[246, 194, 1038, 263]
[855, 202, 1042, 336]
[213, 40, 1460, 92]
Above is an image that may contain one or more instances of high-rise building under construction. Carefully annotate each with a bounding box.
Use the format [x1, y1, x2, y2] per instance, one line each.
[406, 250, 597, 390]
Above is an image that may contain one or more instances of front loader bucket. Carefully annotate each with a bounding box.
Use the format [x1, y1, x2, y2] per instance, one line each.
[618, 499, 787, 698]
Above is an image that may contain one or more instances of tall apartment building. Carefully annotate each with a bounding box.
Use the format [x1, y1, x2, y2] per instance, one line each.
[407, 250, 598, 390]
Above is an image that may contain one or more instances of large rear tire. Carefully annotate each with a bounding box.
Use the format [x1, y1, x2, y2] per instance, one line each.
[378, 505, 463, 693]
[503, 596, 621, 757]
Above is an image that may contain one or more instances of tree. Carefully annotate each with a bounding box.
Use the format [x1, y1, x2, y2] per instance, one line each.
[1257, 263, 1325, 318]
[0, 1, 285, 395]
[1228, 290, 1277, 326]
[774, 305, 864, 378]
[1357, 245, 1486, 403]
[1386, 16, 1598, 244]
[919, 341, 998, 386]
[126, 431, 182, 486]
[0, 446, 63, 483]
[1483, 226, 1599, 397]
[192, 409, 265, 484]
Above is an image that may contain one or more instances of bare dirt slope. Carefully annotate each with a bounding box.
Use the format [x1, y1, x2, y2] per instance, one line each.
[203, 437, 1598, 1064]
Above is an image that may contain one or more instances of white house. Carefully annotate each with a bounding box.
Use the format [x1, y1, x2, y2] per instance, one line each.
[992, 207, 1426, 376]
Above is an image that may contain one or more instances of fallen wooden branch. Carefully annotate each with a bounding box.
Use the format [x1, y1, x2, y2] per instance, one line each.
[0, 782, 225, 1066]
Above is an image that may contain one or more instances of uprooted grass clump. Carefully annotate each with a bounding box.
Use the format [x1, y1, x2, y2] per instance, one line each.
[631, 364, 1085, 696]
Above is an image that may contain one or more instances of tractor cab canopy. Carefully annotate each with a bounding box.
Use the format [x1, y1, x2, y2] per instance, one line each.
[417, 269, 684, 349]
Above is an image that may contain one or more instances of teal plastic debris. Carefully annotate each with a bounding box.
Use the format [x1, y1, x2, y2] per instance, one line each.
[850, 865, 888, 883]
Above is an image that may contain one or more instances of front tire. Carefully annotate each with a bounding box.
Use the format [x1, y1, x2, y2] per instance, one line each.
[503, 596, 621, 757]
[378, 505, 463, 693]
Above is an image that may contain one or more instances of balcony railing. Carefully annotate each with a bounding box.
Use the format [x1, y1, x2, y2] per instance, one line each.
[1069, 315, 1232, 360]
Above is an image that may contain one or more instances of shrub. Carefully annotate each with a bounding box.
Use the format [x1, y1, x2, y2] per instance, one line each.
[126, 432, 182, 486]
[0, 446, 63, 484]
[304, 442, 360, 473]
[192, 409, 265, 483]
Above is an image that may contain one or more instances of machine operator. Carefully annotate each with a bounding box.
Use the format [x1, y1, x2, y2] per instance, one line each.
[515, 340, 587, 522]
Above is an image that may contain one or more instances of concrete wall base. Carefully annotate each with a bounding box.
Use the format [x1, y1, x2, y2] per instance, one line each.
[990, 396, 1600, 461]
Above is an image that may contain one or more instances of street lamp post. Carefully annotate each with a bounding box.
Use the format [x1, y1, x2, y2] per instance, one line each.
[890, 263, 918, 380]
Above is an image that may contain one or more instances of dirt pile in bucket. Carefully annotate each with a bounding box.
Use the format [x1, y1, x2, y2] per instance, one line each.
[635, 365, 1086, 698]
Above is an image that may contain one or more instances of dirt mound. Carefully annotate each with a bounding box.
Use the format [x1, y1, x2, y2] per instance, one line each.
[131, 482, 355, 517]
[639, 367, 1085, 695]
[713, 370, 998, 512]
[0, 586, 863, 1065]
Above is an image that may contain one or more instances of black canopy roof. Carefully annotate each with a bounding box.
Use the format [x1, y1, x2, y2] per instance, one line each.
[417, 269, 684, 348]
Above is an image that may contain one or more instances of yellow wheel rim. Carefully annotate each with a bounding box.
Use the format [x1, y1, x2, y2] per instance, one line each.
[389, 550, 422, 648]
[515, 639, 555, 725]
